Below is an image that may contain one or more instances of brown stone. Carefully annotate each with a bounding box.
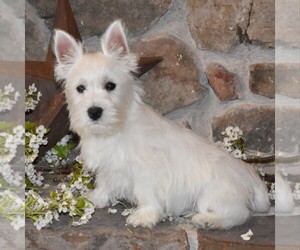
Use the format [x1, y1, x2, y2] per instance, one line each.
[133, 34, 208, 114]
[276, 63, 300, 98]
[187, 0, 252, 52]
[25, 1, 51, 60]
[247, 0, 275, 48]
[197, 216, 275, 249]
[25, 205, 189, 250]
[27, 0, 173, 38]
[206, 63, 239, 102]
[276, 0, 300, 47]
[249, 63, 275, 98]
[212, 104, 275, 154]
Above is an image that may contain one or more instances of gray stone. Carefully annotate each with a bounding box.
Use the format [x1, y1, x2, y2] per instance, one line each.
[2, 0, 24, 18]
[27, 0, 56, 18]
[165, 101, 212, 140]
[206, 63, 240, 102]
[247, 0, 275, 48]
[27, 0, 173, 38]
[0, 221, 25, 249]
[133, 34, 208, 114]
[0, 1, 25, 60]
[276, 105, 300, 155]
[249, 63, 275, 98]
[187, 0, 252, 52]
[276, 0, 300, 47]
[212, 104, 275, 154]
[26, 205, 189, 250]
[25, 1, 50, 61]
[276, 63, 300, 98]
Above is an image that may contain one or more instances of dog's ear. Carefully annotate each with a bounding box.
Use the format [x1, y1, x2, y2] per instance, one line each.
[101, 20, 129, 56]
[53, 30, 83, 79]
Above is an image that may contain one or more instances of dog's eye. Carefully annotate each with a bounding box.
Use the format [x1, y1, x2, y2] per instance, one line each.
[76, 85, 86, 93]
[105, 82, 116, 91]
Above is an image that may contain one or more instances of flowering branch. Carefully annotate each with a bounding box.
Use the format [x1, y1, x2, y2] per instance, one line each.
[217, 126, 247, 160]
[25, 83, 42, 113]
[25, 122, 48, 187]
[25, 163, 95, 230]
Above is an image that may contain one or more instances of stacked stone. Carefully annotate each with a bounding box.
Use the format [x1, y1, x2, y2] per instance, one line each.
[26, 0, 288, 157]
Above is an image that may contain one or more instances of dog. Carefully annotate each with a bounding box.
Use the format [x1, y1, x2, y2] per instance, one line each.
[53, 20, 270, 229]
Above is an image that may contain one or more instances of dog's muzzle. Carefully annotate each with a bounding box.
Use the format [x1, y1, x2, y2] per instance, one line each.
[87, 106, 103, 121]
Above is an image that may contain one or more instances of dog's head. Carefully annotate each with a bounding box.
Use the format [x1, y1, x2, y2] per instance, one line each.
[53, 20, 141, 137]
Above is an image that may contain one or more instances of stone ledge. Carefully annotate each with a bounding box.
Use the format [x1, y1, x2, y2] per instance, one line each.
[196, 216, 275, 250]
[26, 205, 189, 250]
[25, 204, 280, 250]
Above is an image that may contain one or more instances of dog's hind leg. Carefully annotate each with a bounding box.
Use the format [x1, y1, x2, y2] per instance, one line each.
[192, 182, 251, 229]
[191, 208, 250, 230]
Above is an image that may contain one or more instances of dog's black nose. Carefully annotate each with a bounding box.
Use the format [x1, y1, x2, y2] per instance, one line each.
[87, 106, 103, 121]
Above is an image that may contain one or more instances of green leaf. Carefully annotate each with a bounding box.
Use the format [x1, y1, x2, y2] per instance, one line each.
[0, 122, 14, 131]
[76, 199, 85, 209]
[86, 183, 94, 189]
[25, 122, 36, 131]
[67, 143, 76, 150]
[25, 178, 34, 189]
[50, 191, 57, 200]
[54, 145, 68, 159]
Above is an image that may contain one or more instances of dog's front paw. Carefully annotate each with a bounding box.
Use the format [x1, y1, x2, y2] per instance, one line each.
[86, 190, 109, 209]
[126, 207, 160, 228]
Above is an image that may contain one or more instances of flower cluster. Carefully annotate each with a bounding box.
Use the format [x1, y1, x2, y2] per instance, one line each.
[0, 123, 24, 188]
[25, 83, 42, 113]
[0, 83, 20, 112]
[0, 124, 24, 164]
[44, 135, 75, 167]
[0, 164, 23, 187]
[217, 126, 247, 160]
[25, 122, 48, 187]
[0, 123, 25, 230]
[26, 163, 95, 230]
[0, 190, 25, 230]
[292, 183, 300, 201]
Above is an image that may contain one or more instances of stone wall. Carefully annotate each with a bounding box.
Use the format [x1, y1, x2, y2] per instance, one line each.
[26, 0, 277, 155]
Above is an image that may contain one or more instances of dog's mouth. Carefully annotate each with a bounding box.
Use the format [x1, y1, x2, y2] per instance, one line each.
[89, 123, 104, 135]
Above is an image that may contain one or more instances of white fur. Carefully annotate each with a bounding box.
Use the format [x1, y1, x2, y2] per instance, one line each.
[275, 171, 295, 214]
[53, 20, 270, 229]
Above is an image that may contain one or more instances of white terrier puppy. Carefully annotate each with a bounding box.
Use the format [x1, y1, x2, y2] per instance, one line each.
[53, 20, 270, 229]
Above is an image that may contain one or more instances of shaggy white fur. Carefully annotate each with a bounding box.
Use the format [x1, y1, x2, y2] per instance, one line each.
[53, 20, 270, 229]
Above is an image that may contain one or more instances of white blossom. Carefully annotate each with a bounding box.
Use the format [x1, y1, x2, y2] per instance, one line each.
[44, 135, 73, 167]
[0, 190, 25, 230]
[25, 164, 44, 187]
[0, 83, 20, 112]
[0, 126, 24, 164]
[0, 164, 23, 187]
[217, 126, 247, 160]
[121, 208, 133, 217]
[25, 83, 42, 112]
[240, 229, 254, 241]
[108, 208, 117, 214]
[10, 215, 25, 230]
